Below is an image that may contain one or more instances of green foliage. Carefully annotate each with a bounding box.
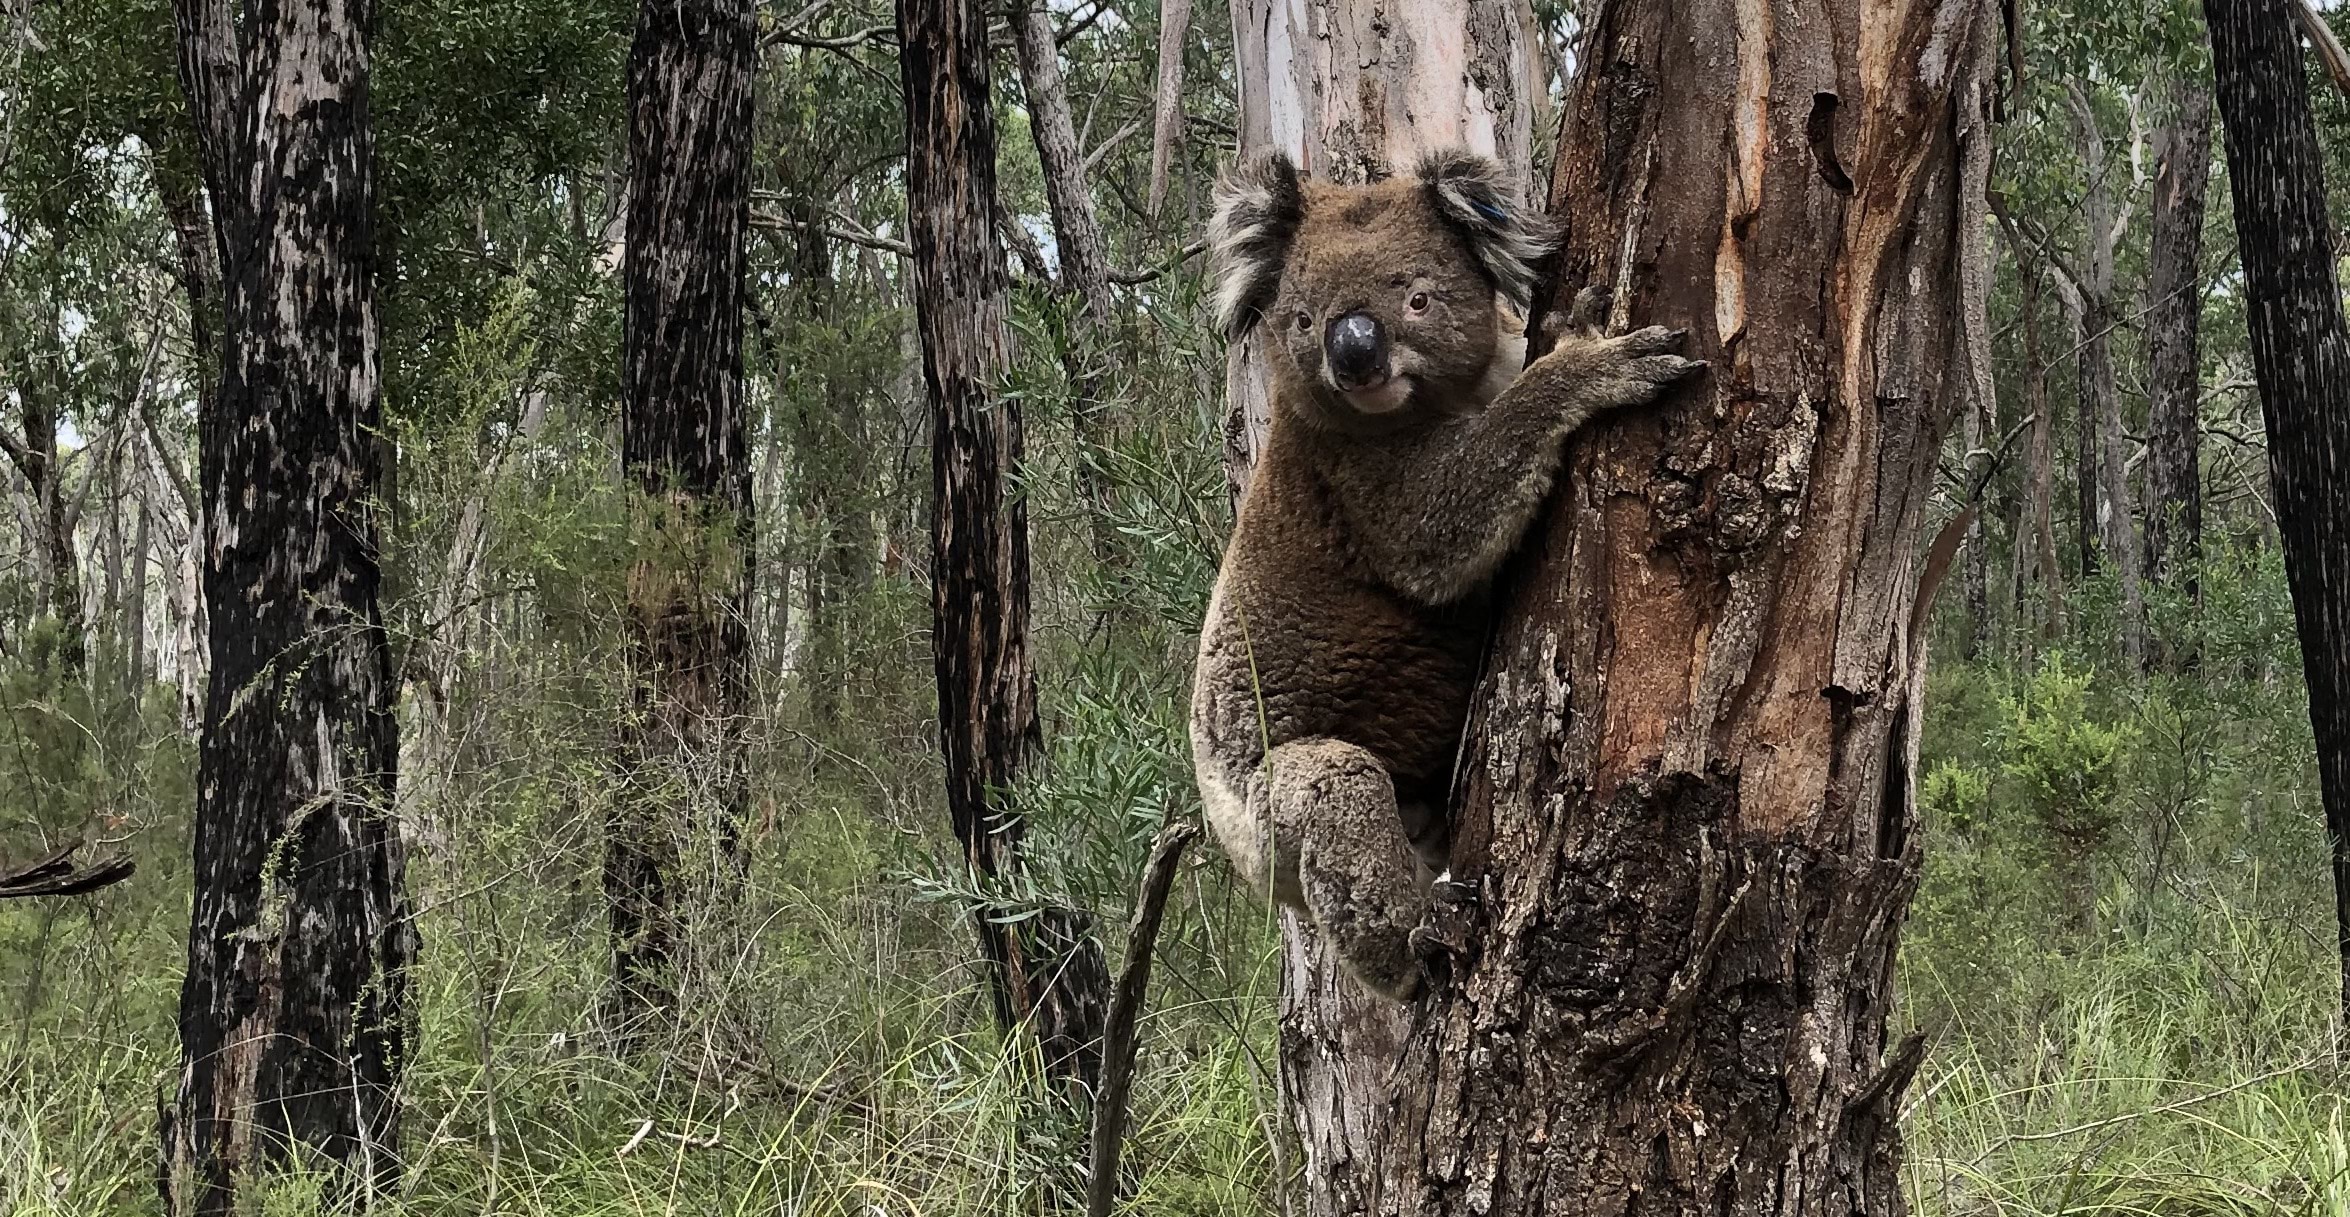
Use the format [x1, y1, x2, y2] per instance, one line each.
[1997, 652, 2133, 867]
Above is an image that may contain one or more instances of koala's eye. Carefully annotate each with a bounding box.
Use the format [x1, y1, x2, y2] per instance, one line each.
[1406, 291, 1432, 314]
[1294, 311, 1314, 331]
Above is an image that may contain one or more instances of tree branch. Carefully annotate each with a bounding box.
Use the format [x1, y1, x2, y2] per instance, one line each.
[749, 208, 910, 257]
[1145, 0, 1193, 217]
[1085, 821, 1198, 1217]
[2298, 0, 2350, 100]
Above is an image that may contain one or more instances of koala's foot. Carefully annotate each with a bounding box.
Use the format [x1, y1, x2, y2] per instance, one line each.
[1268, 738, 1429, 1002]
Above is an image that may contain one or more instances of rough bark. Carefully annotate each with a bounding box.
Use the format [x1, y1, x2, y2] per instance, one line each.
[1219, 4, 1542, 1211]
[160, 0, 413, 1209]
[898, 0, 1109, 1100]
[2143, 73, 2212, 638]
[2204, 0, 2350, 1026]
[1366, 3, 1994, 1213]
[607, 0, 757, 1021]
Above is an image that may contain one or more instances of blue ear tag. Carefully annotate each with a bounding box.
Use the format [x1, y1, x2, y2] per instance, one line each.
[1470, 199, 1508, 223]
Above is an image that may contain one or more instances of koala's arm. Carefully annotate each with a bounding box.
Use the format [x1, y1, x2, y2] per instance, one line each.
[1333, 326, 1703, 605]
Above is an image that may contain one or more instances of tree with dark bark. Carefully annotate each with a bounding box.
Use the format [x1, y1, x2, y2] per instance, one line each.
[159, 0, 414, 1208]
[2204, 0, 2350, 1024]
[2143, 71, 2213, 653]
[1354, 2, 1996, 1211]
[897, 0, 1109, 1100]
[606, 0, 758, 1021]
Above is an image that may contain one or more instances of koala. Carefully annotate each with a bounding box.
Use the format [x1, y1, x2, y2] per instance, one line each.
[1188, 149, 1704, 1000]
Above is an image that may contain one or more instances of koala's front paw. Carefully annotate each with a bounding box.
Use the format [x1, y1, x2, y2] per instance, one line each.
[1604, 324, 1708, 391]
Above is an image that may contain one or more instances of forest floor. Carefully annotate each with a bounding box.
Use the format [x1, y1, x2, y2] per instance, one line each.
[2, 552, 2343, 1216]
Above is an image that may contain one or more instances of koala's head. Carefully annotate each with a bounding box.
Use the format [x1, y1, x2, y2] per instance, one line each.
[1209, 149, 1556, 419]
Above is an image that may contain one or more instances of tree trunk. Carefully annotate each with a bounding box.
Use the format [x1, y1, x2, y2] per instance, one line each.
[2062, 83, 2146, 664]
[1011, 0, 1121, 547]
[127, 466, 152, 694]
[2143, 72, 2212, 653]
[1364, 3, 1994, 1212]
[2, 274, 88, 675]
[2016, 259, 2064, 643]
[1219, 4, 1541, 1211]
[2204, 0, 2350, 1028]
[1961, 360, 1991, 661]
[606, 0, 757, 1022]
[160, 0, 413, 1209]
[898, 0, 1110, 1102]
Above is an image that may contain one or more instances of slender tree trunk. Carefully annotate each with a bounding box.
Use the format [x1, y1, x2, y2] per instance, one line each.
[2018, 261, 2064, 643]
[1362, 3, 1994, 1212]
[149, 121, 216, 729]
[2205, 0, 2350, 1028]
[2063, 83, 2146, 663]
[160, 0, 412, 1209]
[898, 0, 1110, 1102]
[1220, 4, 1540, 1211]
[127, 467, 151, 694]
[1146, 0, 1194, 217]
[1011, 0, 1122, 546]
[2, 275, 87, 675]
[606, 0, 757, 1022]
[2143, 72, 2212, 663]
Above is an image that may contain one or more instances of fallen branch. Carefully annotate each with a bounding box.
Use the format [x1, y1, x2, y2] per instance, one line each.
[1085, 820, 1199, 1217]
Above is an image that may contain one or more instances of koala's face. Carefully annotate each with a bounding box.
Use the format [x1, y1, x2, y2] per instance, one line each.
[1209, 150, 1555, 419]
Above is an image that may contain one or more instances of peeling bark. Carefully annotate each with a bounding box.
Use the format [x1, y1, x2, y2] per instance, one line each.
[1365, 2, 1995, 1212]
[160, 0, 413, 1208]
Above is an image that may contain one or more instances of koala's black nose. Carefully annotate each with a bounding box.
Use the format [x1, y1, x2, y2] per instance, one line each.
[1325, 312, 1389, 387]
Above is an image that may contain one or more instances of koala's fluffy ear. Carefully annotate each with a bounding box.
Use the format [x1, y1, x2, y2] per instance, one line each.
[1209, 152, 1305, 339]
[1418, 150, 1558, 312]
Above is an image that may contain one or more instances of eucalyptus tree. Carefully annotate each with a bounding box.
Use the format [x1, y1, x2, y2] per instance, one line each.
[1370, 1, 1996, 1209]
[160, 0, 411, 1207]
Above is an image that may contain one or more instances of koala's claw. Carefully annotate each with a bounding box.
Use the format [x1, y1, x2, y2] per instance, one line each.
[1567, 285, 1614, 336]
[1612, 324, 1688, 357]
[1409, 923, 1461, 993]
[1637, 354, 1709, 384]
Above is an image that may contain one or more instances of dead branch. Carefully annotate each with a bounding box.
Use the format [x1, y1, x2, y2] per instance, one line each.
[0, 837, 134, 899]
[1085, 820, 1199, 1217]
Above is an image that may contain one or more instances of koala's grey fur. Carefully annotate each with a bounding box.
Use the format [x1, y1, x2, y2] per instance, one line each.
[1190, 150, 1705, 1000]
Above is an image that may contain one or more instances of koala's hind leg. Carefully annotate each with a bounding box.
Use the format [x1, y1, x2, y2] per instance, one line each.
[1264, 739, 1429, 1001]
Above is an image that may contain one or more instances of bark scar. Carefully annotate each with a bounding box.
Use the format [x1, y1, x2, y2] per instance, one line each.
[1807, 93, 1854, 194]
[1583, 833, 1754, 1070]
